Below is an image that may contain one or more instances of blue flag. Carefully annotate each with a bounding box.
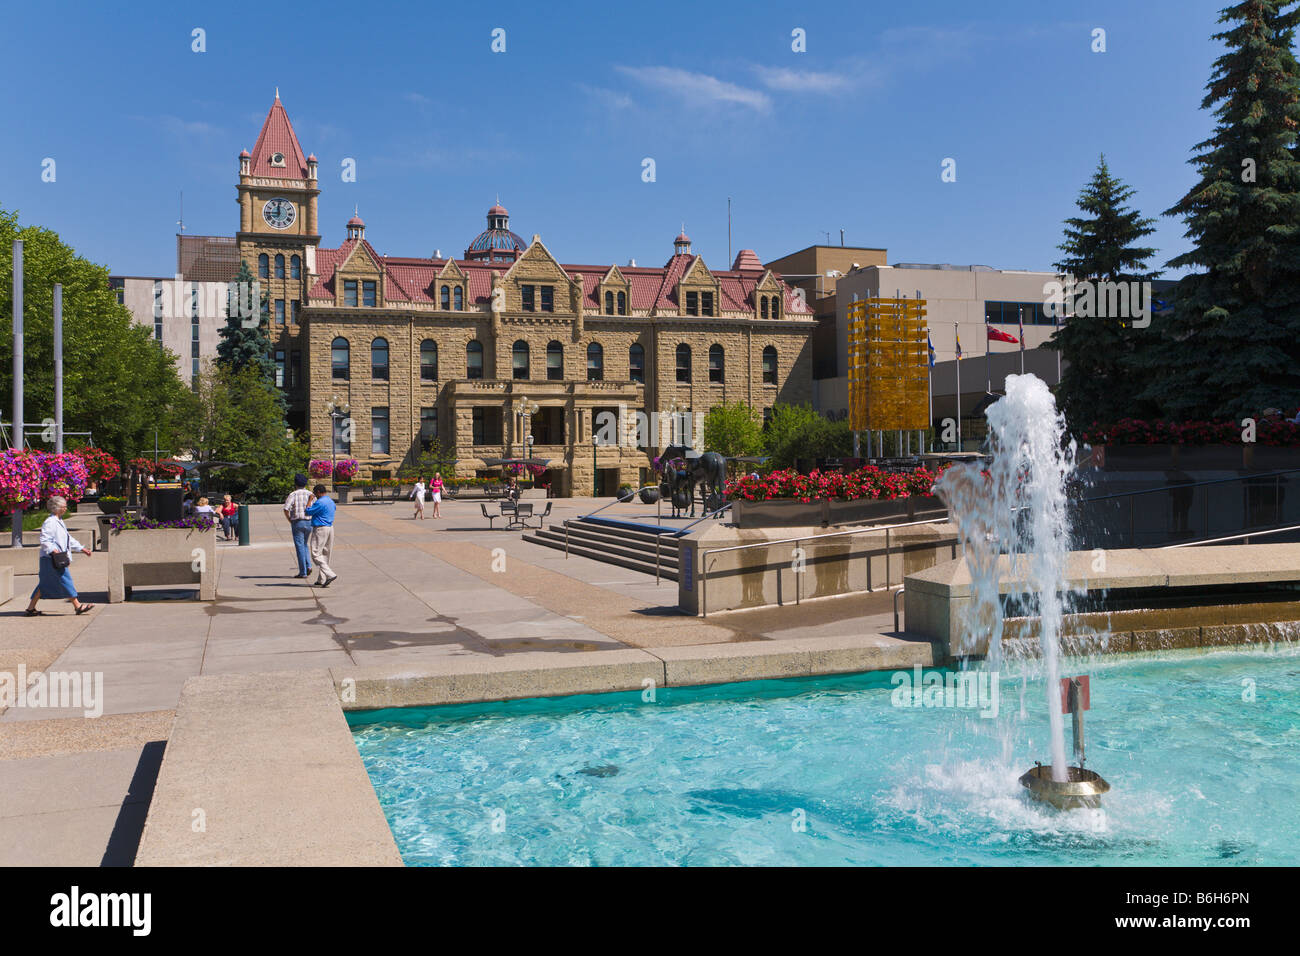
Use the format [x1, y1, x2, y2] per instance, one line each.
[927, 336, 936, 367]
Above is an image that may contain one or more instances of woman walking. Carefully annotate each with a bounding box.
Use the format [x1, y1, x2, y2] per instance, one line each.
[411, 477, 426, 520]
[430, 472, 444, 519]
[25, 496, 94, 616]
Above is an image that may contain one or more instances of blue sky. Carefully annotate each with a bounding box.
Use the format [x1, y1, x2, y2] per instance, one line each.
[1, 0, 1235, 278]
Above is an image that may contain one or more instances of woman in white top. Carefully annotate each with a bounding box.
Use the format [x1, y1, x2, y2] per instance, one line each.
[25, 496, 94, 616]
[411, 478, 426, 520]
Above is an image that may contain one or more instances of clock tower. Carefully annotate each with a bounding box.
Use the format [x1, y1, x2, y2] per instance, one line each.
[236, 91, 319, 426]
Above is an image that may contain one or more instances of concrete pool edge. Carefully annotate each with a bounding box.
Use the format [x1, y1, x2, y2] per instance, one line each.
[135, 634, 936, 866]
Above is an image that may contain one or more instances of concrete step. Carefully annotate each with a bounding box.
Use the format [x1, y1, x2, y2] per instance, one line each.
[530, 527, 680, 569]
[522, 532, 679, 581]
[543, 522, 681, 559]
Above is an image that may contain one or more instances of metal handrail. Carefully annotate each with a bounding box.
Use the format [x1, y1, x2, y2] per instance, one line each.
[698, 516, 957, 618]
[1162, 523, 1300, 548]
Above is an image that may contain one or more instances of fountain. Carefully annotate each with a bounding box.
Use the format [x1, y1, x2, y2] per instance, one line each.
[935, 373, 1110, 807]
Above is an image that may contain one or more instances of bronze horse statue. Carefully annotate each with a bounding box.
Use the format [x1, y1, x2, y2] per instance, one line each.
[657, 444, 728, 518]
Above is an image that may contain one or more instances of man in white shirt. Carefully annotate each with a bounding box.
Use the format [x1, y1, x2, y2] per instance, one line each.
[283, 473, 314, 578]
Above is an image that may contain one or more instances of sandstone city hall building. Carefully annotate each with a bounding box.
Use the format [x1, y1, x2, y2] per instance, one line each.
[233, 93, 814, 495]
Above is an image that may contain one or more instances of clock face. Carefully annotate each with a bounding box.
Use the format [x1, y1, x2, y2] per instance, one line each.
[263, 198, 296, 230]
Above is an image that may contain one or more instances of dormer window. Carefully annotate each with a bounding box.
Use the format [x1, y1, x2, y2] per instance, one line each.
[270, 152, 285, 167]
[685, 291, 698, 316]
[701, 291, 713, 317]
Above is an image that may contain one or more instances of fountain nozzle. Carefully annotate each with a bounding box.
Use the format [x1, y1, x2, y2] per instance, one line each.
[1019, 676, 1110, 809]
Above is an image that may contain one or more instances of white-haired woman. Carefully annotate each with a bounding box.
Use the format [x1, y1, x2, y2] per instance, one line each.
[24, 496, 94, 616]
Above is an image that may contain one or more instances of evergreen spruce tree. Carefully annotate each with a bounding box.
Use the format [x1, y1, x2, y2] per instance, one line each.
[1141, 0, 1300, 420]
[216, 259, 276, 381]
[1047, 155, 1158, 430]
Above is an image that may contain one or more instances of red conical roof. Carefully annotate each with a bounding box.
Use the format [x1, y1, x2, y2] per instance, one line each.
[250, 94, 308, 179]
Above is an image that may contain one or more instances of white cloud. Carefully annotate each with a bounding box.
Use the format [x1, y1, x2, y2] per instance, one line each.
[753, 67, 853, 93]
[615, 65, 771, 112]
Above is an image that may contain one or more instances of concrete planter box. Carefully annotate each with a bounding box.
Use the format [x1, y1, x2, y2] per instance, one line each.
[731, 496, 940, 529]
[679, 520, 958, 615]
[107, 527, 216, 603]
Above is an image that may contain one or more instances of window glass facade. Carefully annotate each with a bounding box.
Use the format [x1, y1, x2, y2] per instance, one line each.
[629, 343, 644, 383]
[363, 280, 377, 307]
[344, 280, 357, 307]
[586, 342, 603, 381]
[371, 338, 389, 379]
[371, 407, 390, 455]
[512, 340, 530, 379]
[708, 344, 724, 382]
[420, 340, 438, 380]
[420, 408, 437, 450]
[547, 341, 563, 380]
[466, 340, 483, 379]
[762, 345, 778, 384]
[676, 344, 691, 382]
[985, 301, 1052, 325]
[331, 337, 349, 379]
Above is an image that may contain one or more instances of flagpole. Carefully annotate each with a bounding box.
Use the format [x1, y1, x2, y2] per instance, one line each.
[955, 321, 962, 452]
[985, 318, 991, 392]
[1019, 308, 1025, 375]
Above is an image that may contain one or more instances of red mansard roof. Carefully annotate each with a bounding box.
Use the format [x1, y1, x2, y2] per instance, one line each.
[249, 94, 309, 179]
[306, 236, 812, 315]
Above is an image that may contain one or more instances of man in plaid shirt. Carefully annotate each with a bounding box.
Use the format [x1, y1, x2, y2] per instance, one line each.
[283, 473, 314, 579]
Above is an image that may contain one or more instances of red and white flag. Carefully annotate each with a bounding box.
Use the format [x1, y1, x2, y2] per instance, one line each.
[987, 325, 1018, 344]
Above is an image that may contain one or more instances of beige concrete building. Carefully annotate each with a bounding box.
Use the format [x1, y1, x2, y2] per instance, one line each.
[765, 244, 889, 380]
[821, 262, 1065, 445]
[110, 273, 230, 389]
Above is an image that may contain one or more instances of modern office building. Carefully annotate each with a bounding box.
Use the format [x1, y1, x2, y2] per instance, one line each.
[823, 262, 1067, 443]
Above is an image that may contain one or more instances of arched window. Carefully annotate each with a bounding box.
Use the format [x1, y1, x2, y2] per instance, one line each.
[604, 291, 614, 315]
[547, 340, 563, 381]
[274, 254, 285, 279]
[258, 254, 269, 279]
[629, 342, 644, 383]
[675, 344, 691, 383]
[371, 337, 389, 380]
[331, 337, 349, 380]
[420, 340, 438, 381]
[512, 340, 530, 380]
[454, 286, 463, 310]
[709, 344, 724, 383]
[762, 345, 778, 385]
[466, 340, 483, 379]
[760, 296, 768, 319]
[290, 255, 301, 279]
[440, 285, 450, 310]
[586, 342, 604, 382]
[617, 291, 626, 315]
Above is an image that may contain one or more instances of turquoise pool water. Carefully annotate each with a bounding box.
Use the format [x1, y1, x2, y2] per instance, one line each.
[348, 646, 1300, 866]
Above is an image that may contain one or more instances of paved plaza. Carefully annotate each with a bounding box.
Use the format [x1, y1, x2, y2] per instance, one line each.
[0, 497, 907, 865]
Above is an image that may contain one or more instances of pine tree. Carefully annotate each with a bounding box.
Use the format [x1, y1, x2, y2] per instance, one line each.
[1141, 0, 1300, 420]
[216, 259, 276, 381]
[1046, 155, 1158, 430]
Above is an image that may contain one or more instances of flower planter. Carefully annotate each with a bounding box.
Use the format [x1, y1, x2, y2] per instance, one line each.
[107, 526, 216, 603]
[333, 485, 351, 505]
[730, 496, 942, 529]
[639, 487, 661, 504]
[96, 498, 124, 515]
